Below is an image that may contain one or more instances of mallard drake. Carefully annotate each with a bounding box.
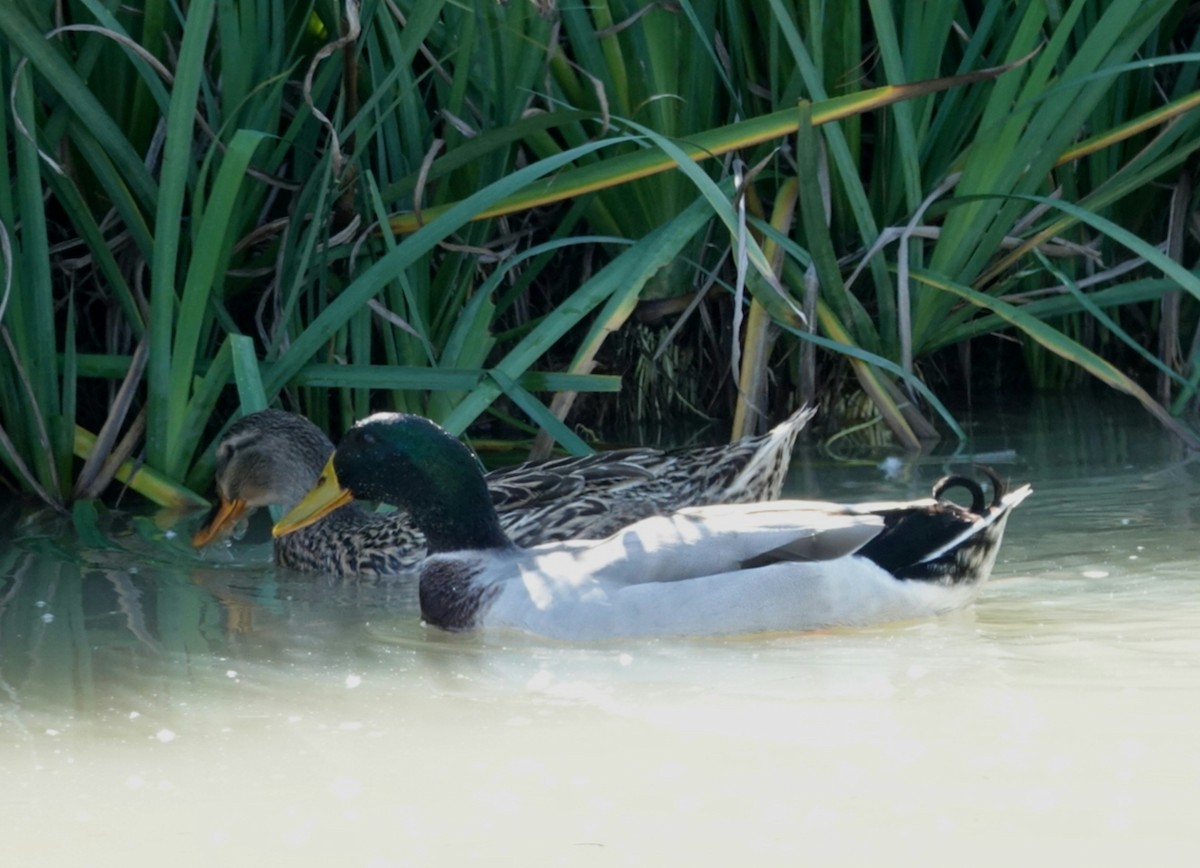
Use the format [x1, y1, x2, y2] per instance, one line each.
[194, 406, 813, 576]
[273, 413, 1032, 640]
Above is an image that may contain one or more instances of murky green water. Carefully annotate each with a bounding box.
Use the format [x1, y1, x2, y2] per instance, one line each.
[4, 395, 1200, 866]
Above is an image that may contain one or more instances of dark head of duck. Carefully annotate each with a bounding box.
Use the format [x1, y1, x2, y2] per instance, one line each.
[335, 413, 512, 553]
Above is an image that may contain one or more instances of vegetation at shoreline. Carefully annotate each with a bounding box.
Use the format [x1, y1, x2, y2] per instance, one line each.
[1, 0, 1198, 514]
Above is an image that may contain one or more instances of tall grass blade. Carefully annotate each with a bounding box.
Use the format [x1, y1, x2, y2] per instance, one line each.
[442, 195, 718, 438]
[386, 62, 1023, 235]
[264, 138, 633, 397]
[914, 269, 1200, 448]
[230, 335, 268, 414]
[0, 3, 157, 208]
[146, 0, 216, 469]
[166, 128, 266, 475]
[73, 426, 208, 507]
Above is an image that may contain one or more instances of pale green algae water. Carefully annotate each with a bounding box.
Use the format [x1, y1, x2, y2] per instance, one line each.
[3, 394, 1200, 866]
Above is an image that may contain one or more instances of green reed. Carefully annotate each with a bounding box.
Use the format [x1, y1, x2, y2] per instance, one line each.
[0, 0, 1197, 513]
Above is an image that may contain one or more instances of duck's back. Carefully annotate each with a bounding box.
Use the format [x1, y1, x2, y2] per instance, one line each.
[493, 408, 812, 546]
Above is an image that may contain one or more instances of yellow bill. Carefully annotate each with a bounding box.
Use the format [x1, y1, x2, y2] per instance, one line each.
[192, 495, 248, 548]
[272, 456, 354, 537]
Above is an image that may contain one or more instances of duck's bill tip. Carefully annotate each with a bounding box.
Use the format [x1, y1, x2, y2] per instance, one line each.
[191, 497, 246, 548]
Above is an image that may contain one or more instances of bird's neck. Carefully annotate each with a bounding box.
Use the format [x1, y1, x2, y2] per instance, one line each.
[420, 501, 513, 554]
[399, 468, 513, 555]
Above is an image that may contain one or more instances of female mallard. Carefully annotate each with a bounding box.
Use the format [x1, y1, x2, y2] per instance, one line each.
[273, 413, 1032, 640]
[193, 406, 813, 576]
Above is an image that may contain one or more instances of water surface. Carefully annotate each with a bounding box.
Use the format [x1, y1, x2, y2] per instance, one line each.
[4, 395, 1199, 866]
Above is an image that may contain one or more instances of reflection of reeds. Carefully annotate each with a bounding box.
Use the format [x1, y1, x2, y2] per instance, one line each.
[0, 551, 90, 711]
[2, 0, 1197, 517]
[105, 569, 162, 654]
[1, 501, 435, 725]
[0, 509, 236, 713]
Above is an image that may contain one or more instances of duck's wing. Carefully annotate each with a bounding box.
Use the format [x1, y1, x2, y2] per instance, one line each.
[499, 492, 665, 548]
[487, 453, 667, 546]
[484, 407, 814, 545]
[532, 500, 885, 588]
[648, 405, 814, 505]
[485, 450, 659, 512]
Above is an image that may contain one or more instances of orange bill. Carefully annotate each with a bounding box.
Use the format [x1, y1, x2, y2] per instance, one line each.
[272, 456, 354, 538]
[192, 495, 248, 548]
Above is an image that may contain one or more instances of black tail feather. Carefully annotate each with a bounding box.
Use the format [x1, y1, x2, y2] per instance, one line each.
[859, 467, 1016, 585]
